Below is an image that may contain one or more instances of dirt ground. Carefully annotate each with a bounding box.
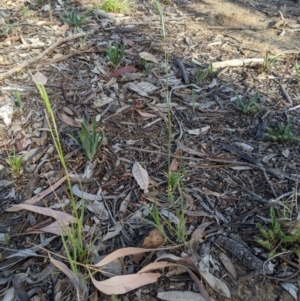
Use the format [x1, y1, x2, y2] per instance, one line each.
[0, 0, 300, 300]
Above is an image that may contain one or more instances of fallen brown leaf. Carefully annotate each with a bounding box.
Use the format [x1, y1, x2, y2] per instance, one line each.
[91, 273, 160, 295]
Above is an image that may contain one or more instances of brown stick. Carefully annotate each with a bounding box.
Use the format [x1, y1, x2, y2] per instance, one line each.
[0, 33, 86, 81]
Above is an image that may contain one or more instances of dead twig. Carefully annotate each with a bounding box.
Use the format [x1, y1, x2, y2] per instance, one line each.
[280, 84, 293, 105]
[0, 33, 86, 81]
[173, 57, 189, 84]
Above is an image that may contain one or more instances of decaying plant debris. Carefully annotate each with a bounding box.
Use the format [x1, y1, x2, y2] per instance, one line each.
[1, 0, 300, 300]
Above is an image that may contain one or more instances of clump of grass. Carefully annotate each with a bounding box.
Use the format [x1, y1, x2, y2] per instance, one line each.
[261, 51, 281, 73]
[32, 75, 86, 275]
[61, 8, 86, 26]
[149, 0, 187, 245]
[107, 43, 125, 65]
[265, 120, 300, 143]
[6, 149, 25, 177]
[101, 0, 130, 13]
[257, 207, 300, 258]
[71, 118, 104, 161]
[235, 91, 261, 114]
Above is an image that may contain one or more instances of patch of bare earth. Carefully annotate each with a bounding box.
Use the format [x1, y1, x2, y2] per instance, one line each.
[0, 0, 300, 300]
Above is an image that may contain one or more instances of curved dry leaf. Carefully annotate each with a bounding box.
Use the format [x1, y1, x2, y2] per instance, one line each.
[180, 191, 194, 210]
[2, 287, 15, 301]
[156, 255, 201, 278]
[58, 113, 81, 127]
[136, 82, 157, 94]
[0, 180, 15, 187]
[102, 222, 123, 242]
[136, 110, 157, 118]
[11, 274, 29, 301]
[280, 282, 298, 300]
[132, 162, 149, 193]
[110, 66, 137, 77]
[170, 149, 183, 171]
[187, 126, 210, 136]
[91, 273, 160, 295]
[6, 176, 67, 207]
[49, 255, 79, 291]
[93, 247, 159, 268]
[199, 270, 231, 298]
[124, 82, 148, 97]
[140, 261, 212, 301]
[29, 221, 72, 236]
[96, 256, 122, 278]
[191, 221, 214, 242]
[219, 252, 237, 280]
[139, 261, 172, 273]
[72, 184, 102, 201]
[5, 204, 76, 223]
[139, 52, 158, 64]
[159, 209, 180, 225]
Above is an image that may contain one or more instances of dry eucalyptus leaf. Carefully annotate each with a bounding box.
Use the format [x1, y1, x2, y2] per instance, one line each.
[49, 255, 79, 291]
[199, 269, 230, 298]
[124, 82, 149, 97]
[91, 273, 160, 295]
[219, 252, 237, 280]
[93, 247, 164, 268]
[102, 222, 123, 242]
[32, 71, 48, 85]
[132, 162, 149, 193]
[139, 51, 158, 64]
[136, 81, 157, 93]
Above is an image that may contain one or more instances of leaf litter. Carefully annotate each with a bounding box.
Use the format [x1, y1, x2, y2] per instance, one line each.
[0, 0, 300, 300]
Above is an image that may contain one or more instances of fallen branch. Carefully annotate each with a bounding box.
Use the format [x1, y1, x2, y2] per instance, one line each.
[192, 58, 264, 69]
[280, 84, 293, 105]
[0, 33, 86, 81]
[193, 50, 300, 70]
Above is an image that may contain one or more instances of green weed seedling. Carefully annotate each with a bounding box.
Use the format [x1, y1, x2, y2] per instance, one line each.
[71, 118, 104, 161]
[235, 91, 261, 114]
[167, 170, 184, 193]
[6, 149, 25, 177]
[261, 51, 281, 73]
[140, 58, 154, 76]
[265, 120, 300, 143]
[13, 91, 23, 110]
[61, 8, 86, 27]
[22, 5, 29, 17]
[101, 0, 130, 13]
[295, 61, 300, 82]
[107, 43, 125, 65]
[2, 233, 10, 245]
[195, 61, 215, 83]
[257, 207, 300, 258]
